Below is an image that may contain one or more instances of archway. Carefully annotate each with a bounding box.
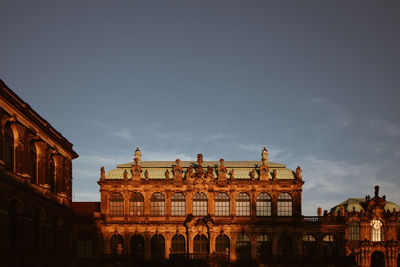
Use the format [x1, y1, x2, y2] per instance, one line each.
[371, 251, 385, 267]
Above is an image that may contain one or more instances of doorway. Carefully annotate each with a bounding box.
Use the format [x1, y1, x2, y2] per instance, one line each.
[371, 251, 385, 267]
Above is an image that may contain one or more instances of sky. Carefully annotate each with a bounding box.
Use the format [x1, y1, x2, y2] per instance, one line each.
[1, 0, 399, 215]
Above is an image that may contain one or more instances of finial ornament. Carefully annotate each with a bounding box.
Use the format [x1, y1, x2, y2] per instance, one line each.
[100, 166, 105, 180]
[261, 146, 268, 161]
[197, 154, 203, 165]
[317, 207, 322, 216]
[134, 147, 141, 162]
[296, 166, 302, 179]
[374, 185, 379, 198]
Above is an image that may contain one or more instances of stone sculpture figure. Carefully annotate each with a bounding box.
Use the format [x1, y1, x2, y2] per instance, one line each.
[100, 166, 105, 180]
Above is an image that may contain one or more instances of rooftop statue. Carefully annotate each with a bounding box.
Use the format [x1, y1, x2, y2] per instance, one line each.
[261, 146, 268, 161]
[134, 147, 141, 162]
[100, 166, 105, 180]
[296, 166, 302, 179]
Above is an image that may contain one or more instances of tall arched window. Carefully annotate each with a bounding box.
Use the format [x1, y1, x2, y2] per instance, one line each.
[171, 234, 186, 253]
[151, 234, 165, 259]
[29, 142, 37, 184]
[110, 234, 124, 254]
[371, 220, 384, 242]
[193, 234, 208, 253]
[257, 234, 272, 258]
[236, 193, 250, 216]
[278, 235, 292, 255]
[129, 193, 144, 216]
[109, 193, 124, 216]
[277, 193, 292, 216]
[171, 193, 186, 216]
[150, 193, 165, 216]
[193, 193, 208, 216]
[3, 125, 14, 171]
[322, 235, 336, 257]
[349, 221, 360, 241]
[302, 235, 317, 257]
[130, 234, 144, 258]
[236, 234, 251, 260]
[77, 231, 93, 258]
[256, 193, 272, 216]
[215, 193, 230, 216]
[215, 234, 230, 255]
[49, 155, 55, 190]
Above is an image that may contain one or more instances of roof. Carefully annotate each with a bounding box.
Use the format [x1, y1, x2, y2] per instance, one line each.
[72, 202, 100, 217]
[330, 198, 400, 213]
[106, 160, 296, 180]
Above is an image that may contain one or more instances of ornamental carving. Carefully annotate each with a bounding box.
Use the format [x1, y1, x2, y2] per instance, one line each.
[217, 158, 227, 182]
[131, 157, 141, 181]
[259, 158, 269, 181]
[173, 159, 183, 181]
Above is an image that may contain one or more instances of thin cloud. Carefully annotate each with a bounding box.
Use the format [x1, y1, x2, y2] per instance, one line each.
[367, 119, 400, 137]
[112, 128, 132, 140]
[308, 98, 325, 104]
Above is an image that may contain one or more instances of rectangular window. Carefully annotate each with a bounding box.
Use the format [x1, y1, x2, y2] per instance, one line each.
[256, 201, 271, 216]
[193, 201, 208, 216]
[236, 201, 250, 216]
[150, 201, 165, 216]
[215, 201, 230, 216]
[277, 201, 292, 216]
[129, 200, 144, 216]
[171, 200, 186, 216]
[110, 200, 124, 216]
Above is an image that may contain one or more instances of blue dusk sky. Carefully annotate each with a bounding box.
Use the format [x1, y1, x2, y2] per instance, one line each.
[1, 1, 399, 215]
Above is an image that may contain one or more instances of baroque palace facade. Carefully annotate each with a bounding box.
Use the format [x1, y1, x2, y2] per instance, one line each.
[73, 148, 400, 267]
[1, 79, 400, 267]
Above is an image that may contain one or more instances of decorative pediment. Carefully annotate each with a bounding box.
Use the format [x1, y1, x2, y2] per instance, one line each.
[259, 158, 269, 181]
[131, 158, 141, 181]
[173, 159, 183, 181]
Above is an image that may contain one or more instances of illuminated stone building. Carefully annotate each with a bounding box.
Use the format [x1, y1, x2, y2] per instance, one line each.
[73, 147, 400, 266]
[0, 80, 78, 267]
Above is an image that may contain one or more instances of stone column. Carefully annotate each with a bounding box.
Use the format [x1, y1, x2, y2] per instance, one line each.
[188, 231, 194, 254]
[209, 192, 215, 216]
[250, 190, 257, 217]
[230, 232, 237, 261]
[250, 233, 257, 260]
[144, 232, 151, 260]
[165, 232, 172, 259]
[209, 230, 216, 254]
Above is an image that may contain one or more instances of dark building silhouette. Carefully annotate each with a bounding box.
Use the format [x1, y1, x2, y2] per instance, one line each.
[0, 80, 78, 267]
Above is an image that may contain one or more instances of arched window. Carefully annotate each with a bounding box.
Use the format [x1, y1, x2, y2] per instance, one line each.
[215, 193, 230, 216]
[150, 193, 165, 216]
[236, 234, 251, 260]
[322, 234, 336, 257]
[371, 220, 384, 242]
[129, 193, 144, 216]
[278, 235, 292, 255]
[77, 231, 93, 258]
[110, 234, 124, 254]
[171, 193, 186, 216]
[256, 193, 272, 216]
[3, 125, 14, 171]
[130, 234, 144, 258]
[49, 155, 55, 190]
[302, 235, 317, 257]
[151, 234, 165, 259]
[349, 221, 360, 241]
[236, 193, 250, 216]
[193, 234, 208, 253]
[215, 234, 230, 255]
[277, 193, 292, 216]
[171, 234, 186, 253]
[109, 193, 124, 216]
[29, 142, 37, 184]
[257, 234, 272, 258]
[193, 193, 208, 216]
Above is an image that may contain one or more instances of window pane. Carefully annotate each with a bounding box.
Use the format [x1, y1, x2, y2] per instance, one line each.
[257, 234, 271, 257]
[215, 193, 230, 216]
[371, 220, 383, 242]
[171, 234, 186, 253]
[171, 193, 186, 216]
[236, 193, 250, 216]
[193, 193, 208, 216]
[215, 234, 230, 254]
[256, 193, 271, 216]
[150, 193, 165, 216]
[277, 193, 292, 216]
[349, 221, 360, 241]
[129, 193, 144, 216]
